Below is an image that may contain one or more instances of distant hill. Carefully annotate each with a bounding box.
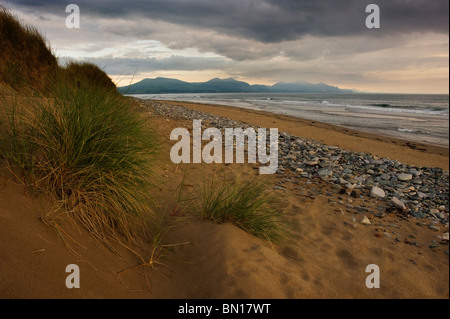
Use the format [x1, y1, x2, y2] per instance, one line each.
[118, 77, 354, 94]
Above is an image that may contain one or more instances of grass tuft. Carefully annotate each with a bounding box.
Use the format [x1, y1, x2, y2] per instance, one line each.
[0, 6, 58, 92]
[200, 173, 287, 244]
[0, 79, 159, 246]
[62, 61, 117, 92]
[1, 7, 161, 247]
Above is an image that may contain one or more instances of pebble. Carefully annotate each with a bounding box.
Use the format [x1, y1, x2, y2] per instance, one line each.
[370, 186, 386, 198]
[361, 216, 371, 225]
[398, 173, 413, 181]
[391, 197, 407, 211]
[417, 192, 428, 199]
[318, 169, 333, 178]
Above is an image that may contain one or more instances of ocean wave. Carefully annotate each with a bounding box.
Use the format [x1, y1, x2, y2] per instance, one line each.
[345, 104, 449, 116]
[369, 103, 442, 110]
[321, 100, 346, 107]
[397, 128, 416, 133]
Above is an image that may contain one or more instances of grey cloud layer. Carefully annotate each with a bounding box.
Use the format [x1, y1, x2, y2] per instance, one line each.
[6, 0, 448, 92]
[9, 0, 449, 43]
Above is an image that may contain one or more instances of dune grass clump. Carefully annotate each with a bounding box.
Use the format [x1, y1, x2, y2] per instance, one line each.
[0, 7, 161, 247]
[0, 79, 159, 245]
[62, 61, 117, 92]
[200, 174, 286, 244]
[0, 6, 57, 92]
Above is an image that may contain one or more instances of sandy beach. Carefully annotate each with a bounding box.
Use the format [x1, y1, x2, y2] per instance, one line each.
[1, 98, 448, 299]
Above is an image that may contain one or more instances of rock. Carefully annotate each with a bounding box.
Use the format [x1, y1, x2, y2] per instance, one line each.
[417, 192, 428, 199]
[391, 197, 407, 211]
[411, 211, 427, 219]
[370, 186, 386, 198]
[355, 206, 370, 213]
[398, 173, 413, 182]
[428, 209, 441, 220]
[429, 225, 440, 232]
[361, 216, 371, 225]
[318, 169, 332, 178]
[393, 191, 405, 198]
[443, 233, 449, 241]
[436, 212, 446, 220]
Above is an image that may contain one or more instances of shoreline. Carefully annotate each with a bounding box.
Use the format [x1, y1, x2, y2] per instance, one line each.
[153, 99, 449, 170]
[144, 98, 449, 223]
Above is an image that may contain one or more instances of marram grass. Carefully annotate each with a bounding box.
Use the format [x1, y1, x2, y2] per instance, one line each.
[200, 173, 287, 244]
[0, 6, 58, 92]
[0, 80, 159, 246]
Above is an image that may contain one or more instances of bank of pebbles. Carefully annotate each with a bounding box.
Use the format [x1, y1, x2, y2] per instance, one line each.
[142, 100, 449, 241]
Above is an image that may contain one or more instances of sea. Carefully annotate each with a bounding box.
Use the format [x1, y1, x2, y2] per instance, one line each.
[132, 93, 450, 148]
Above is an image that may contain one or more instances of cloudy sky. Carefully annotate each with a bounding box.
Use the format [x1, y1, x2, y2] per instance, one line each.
[3, 0, 449, 93]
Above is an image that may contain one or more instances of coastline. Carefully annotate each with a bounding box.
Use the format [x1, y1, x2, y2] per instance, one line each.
[154, 100, 449, 170]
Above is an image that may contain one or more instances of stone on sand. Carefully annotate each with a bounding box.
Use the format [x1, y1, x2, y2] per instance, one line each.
[391, 197, 407, 211]
[361, 216, 371, 225]
[370, 186, 386, 198]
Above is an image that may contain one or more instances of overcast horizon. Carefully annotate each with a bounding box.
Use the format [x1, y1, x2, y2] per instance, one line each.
[3, 0, 449, 94]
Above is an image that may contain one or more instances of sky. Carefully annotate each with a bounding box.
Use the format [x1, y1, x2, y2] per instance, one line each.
[3, 0, 449, 94]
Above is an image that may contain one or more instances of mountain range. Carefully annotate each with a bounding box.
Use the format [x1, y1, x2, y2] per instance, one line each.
[118, 77, 354, 94]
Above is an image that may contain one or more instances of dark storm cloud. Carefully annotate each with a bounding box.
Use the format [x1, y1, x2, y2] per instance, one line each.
[7, 0, 449, 43]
